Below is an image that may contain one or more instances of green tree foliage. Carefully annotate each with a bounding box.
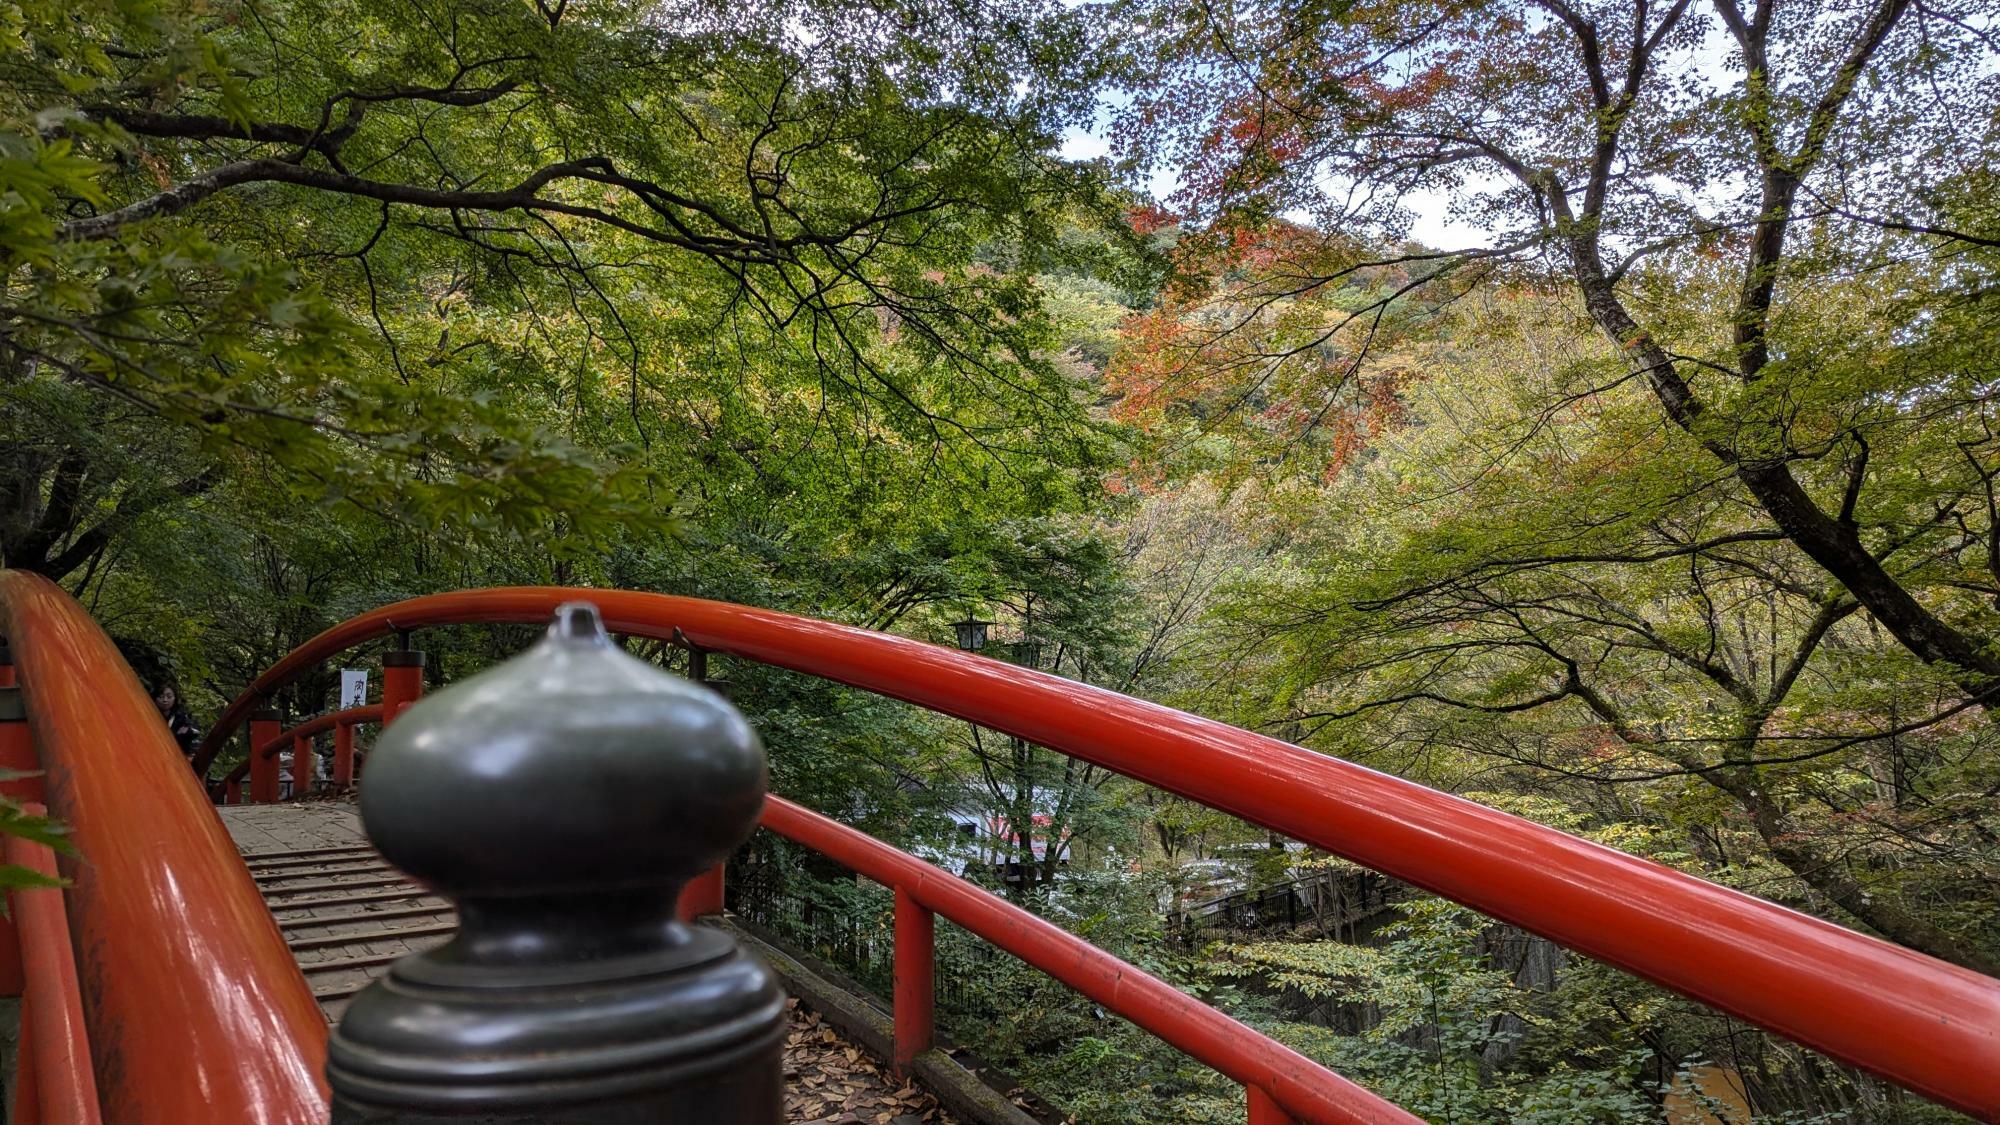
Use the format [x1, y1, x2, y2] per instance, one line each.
[1, 0, 1156, 810]
[1219, 900, 1656, 1123]
[1174, 282, 2000, 975]
[1113, 0, 2000, 704]
[2, 0, 1135, 578]
[0, 779, 70, 901]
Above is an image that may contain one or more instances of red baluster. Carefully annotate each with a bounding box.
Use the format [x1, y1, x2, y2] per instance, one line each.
[381, 648, 425, 726]
[893, 886, 934, 1074]
[14, 995, 38, 1123]
[7, 802, 106, 1123]
[248, 708, 281, 804]
[678, 863, 724, 921]
[291, 732, 313, 798]
[1248, 1086, 1295, 1124]
[332, 720, 356, 789]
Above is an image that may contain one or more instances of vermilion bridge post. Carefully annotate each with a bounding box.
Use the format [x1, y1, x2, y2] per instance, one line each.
[380, 644, 424, 724]
[332, 719, 357, 788]
[893, 886, 936, 1074]
[249, 707, 281, 803]
[291, 731, 312, 797]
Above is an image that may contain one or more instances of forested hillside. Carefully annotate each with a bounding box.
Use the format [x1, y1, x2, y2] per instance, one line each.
[3, 0, 1995, 1118]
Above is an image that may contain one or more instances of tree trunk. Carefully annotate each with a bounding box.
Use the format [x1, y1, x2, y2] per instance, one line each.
[1569, 251, 2000, 702]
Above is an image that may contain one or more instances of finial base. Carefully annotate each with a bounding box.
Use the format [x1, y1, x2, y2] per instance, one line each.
[328, 924, 784, 1121]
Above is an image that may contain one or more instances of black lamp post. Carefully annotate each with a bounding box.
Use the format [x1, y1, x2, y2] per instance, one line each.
[949, 616, 993, 652]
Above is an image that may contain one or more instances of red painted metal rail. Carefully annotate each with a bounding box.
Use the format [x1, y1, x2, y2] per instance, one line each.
[219, 704, 384, 799]
[6, 802, 103, 1125]
[0, 571, 329, 1124]
[196, 587, 2000, 1119]
[256, 704, 385, 761]
[759, 795, 1413, 1124]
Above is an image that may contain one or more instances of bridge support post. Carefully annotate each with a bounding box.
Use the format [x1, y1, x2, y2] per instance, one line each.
[248, 708, 281, 803]
[893, 886, 934, 1074]
[380, 647, 424, 726]
[1248, 1085, 1295, 1124]
[329, 602, 784, 1124]
[679, 862, 725, 921]
[332, 720, 356, 789]
[291, 732, 313, 797]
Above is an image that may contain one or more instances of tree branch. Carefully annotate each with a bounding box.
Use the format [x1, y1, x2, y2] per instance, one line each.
[33, 468, 224, 581]
[58, 156, 779, 263]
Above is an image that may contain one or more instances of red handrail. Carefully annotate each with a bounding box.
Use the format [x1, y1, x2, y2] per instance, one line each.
[220, 705, 383, 796]
[761, 795, 1416, 1124]
[256, 705, 385, 760]
[6, 802, 103, 1125]
[195, 587, 2000, 1119]
[0, 571, 329, 1122]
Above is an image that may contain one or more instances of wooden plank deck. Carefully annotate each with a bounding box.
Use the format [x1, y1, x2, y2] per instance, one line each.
[220, 802, 452, 1018]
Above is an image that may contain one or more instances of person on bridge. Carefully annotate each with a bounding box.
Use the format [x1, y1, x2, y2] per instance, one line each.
[152, 682, 202, 764]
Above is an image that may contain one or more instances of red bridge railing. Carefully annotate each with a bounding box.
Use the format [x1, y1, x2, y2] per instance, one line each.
[193, 586, 2000, 1120]
[217, 704, 384, 802]
[209, 635, 1413, 1120]
[757, 794, 1383, 1123]
[8, 570, 1998, 1122]
[0, 571, 327, 1124]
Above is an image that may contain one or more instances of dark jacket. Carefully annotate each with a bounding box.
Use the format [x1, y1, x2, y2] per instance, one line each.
[163, 706, 202, 758]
